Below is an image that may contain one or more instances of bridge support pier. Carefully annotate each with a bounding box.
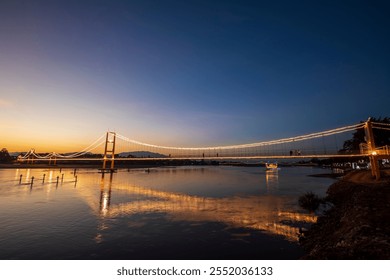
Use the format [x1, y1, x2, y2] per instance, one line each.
[365, 118, 381, 180]
[100, 131, 117, 174]
[369, 155, 381, 180]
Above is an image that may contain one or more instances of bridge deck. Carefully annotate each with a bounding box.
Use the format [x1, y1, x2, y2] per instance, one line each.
[18, 154, 373, 162]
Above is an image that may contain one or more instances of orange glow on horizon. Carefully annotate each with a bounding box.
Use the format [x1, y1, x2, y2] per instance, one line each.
[2, 132, 103, 153]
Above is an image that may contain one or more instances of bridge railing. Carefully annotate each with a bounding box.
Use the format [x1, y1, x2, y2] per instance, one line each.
[360, 143, 390, 156]
[375, 145, 390, 156]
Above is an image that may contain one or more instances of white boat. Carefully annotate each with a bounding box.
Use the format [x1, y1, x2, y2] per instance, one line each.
[265, 162, 279, 171]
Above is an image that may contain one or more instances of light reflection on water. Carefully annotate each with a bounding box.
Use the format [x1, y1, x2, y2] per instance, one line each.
[0, 166, 334, 259]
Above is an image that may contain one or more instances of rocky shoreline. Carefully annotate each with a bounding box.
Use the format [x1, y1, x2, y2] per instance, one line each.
[300, 170, 390, 259]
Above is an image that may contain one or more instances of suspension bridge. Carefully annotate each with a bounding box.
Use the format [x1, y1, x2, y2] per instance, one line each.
[18, 118, 390, 179]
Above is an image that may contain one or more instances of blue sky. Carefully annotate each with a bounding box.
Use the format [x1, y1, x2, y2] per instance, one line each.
[1, 0, 389, 151]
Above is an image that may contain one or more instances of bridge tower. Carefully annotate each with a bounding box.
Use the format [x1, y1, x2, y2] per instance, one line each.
[364, 118, 380, 180]
[28, 149, 35, 164]
[101, 131, 117, 173]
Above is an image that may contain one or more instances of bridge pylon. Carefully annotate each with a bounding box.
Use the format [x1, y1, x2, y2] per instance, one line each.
[28, 149, 35, 164]
[100, 131, 117, 174]
[364, 118, 381, 180]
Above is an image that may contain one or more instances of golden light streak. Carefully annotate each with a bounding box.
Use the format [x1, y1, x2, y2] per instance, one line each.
[78, 182, 317, 242]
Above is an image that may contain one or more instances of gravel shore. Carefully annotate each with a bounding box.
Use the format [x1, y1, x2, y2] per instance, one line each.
[300, 170, 390, 259]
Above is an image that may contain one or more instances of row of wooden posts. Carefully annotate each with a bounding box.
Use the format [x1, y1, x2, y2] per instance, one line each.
[19, 168, 78, 187]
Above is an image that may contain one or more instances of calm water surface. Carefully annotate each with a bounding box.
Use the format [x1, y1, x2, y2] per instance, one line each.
[0, 166, 334, 259]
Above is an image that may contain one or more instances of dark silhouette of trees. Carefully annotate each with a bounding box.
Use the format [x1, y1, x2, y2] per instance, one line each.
[340, 117, 390, 154]
[0, 148, 12, 163]
[340, 127, 365, 154]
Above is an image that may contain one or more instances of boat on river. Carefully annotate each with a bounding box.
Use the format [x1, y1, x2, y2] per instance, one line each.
[265, 162, 279, 171]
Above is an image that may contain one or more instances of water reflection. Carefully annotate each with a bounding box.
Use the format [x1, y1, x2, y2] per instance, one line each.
[25, 169, 30, 183]
[265, 170, 279, 190]
[80, 173, 316, 242]
[99, 175, 112, 216]
[49, 170, 54, 182]
[1, 167, 333, 259]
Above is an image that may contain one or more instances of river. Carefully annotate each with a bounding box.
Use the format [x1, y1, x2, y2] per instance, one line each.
[0, 165, 334, 259]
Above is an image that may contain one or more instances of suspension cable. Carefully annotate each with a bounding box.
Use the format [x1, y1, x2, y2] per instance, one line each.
[372, 122, 390, 127]
[373, 126, 390, 131]
[116, 123, 364, 151]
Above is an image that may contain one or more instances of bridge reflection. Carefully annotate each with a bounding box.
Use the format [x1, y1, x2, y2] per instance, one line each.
[84, 173, 316, 242]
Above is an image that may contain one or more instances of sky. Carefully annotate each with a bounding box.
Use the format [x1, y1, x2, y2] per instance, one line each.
[1, 0, 389, 152]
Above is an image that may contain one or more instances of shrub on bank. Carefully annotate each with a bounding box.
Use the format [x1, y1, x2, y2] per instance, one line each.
[298, 192, 323, 212]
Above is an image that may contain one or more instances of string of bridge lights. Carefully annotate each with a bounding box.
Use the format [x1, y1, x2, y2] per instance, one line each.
[21, 121, 387, 159]
[51, 134, 107, 158]
[20, 134, 106, 159]
[372, 122, 390, 127]
[372, 121, 390, 132]
[373, 125, 390, 131]
[115, 123, 365, 151]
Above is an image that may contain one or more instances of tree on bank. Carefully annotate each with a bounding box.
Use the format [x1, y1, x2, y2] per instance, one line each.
[0, 148, 12, 163]
[339, 117, 390, 154]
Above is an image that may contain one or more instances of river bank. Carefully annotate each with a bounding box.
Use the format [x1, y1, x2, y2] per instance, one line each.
[300, 170, 390, 259]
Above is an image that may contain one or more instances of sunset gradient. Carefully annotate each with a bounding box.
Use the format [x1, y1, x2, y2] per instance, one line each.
[1, 0, 389, 152]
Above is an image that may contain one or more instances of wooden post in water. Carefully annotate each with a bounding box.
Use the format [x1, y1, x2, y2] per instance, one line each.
[19, 174, 22, 184]
[42, 174, 46, 183]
